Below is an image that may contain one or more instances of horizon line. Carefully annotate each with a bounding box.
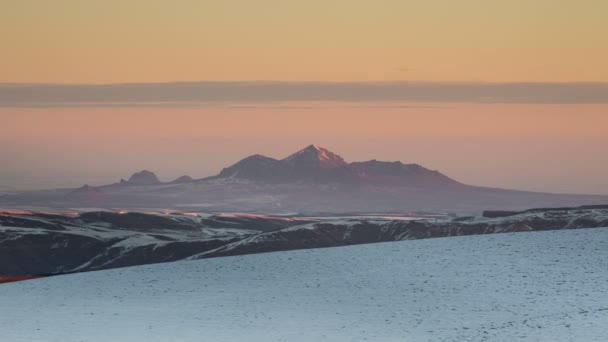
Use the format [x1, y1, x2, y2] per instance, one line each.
[2, 80, 608, 86]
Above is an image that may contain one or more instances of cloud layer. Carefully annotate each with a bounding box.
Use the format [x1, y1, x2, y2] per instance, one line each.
[1, 81, 607, 107]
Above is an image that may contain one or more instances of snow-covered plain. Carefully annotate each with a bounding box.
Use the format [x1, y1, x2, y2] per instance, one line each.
[2, 228, 608, 342]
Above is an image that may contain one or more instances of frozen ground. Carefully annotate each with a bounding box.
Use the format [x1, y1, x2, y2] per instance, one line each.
[1, 228, 608, 341]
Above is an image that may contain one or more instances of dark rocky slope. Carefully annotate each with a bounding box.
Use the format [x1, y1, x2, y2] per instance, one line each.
[1, 206, 607, 277]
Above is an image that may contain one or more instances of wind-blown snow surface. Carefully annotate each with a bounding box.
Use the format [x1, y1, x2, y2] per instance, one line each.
[2, 228, 608, 342]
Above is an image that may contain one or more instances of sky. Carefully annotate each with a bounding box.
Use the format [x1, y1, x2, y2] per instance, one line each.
[2, 0, 608, 83]
[2, 106, 607, 194]
[1, 1, 607, 194]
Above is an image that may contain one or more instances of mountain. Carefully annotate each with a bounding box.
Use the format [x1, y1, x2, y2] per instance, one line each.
[216, 144, 456, 186]
[65, 184, 107, 201]
[171, 175, 194, 183]
[119, 145, 457, 187]
[217, 154, 286, 181]
[348, 160, 461, 187]
[125, 170, 160, 185]
[215, 144, 351, 182]
[1, 144, 607, 213]
[281, 144, 349, 181]
[282, 144, 348, 168]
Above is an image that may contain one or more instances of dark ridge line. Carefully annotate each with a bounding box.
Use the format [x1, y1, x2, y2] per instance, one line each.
[483, 204, 608, 218]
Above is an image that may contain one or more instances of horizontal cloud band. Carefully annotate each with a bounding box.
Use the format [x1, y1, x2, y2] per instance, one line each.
[1, 81, 607, 107]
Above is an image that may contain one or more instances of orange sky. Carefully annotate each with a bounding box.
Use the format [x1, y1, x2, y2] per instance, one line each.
[1, 1, 607, 194]
[2, 0, 607, 83]
[1, 104, 607, 194]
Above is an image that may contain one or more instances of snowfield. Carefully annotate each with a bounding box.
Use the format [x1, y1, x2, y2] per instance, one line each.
[2, 228, 608, 342]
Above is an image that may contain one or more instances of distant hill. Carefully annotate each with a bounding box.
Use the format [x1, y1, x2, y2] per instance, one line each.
[65, 184, 108, 201]
[125, 170, 161, 185]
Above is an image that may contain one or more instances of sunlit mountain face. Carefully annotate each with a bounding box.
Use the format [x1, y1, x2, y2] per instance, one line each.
[216, 144, 457, 185]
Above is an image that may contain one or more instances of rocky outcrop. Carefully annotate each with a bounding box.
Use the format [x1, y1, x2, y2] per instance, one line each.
[0, 211, 315, 275]
[194, 208, 608, 259]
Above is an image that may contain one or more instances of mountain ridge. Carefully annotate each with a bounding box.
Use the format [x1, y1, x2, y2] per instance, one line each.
[213, 144, 458, 186]
[1, 144, 607, 213]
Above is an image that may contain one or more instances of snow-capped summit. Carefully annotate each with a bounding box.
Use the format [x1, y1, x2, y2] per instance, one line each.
[216, 145, 349, 182]
[282, 144, 348, 169]
[213, 144, 460, 186]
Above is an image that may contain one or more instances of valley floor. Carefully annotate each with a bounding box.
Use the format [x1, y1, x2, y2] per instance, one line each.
[1, 228, 608, 341]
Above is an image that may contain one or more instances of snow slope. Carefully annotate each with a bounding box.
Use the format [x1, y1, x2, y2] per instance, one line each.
[2, 228, 608, 341]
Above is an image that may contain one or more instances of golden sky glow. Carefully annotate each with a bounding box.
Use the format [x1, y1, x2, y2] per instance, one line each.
[1, 1, 607, 195]
[2, 0, 608, 83]
[1, 104, 607, 194]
